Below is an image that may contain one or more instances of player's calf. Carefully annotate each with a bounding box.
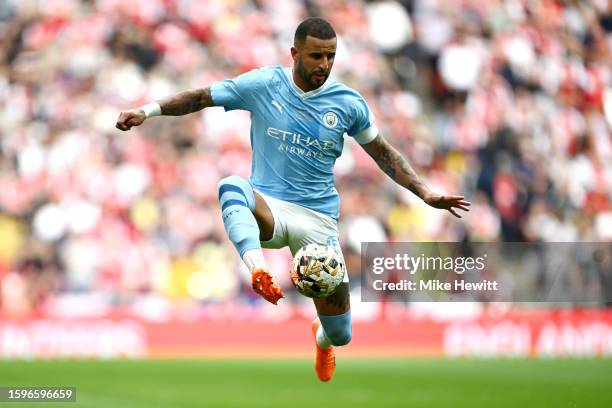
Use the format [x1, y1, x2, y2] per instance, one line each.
[317, 310, 352, 347]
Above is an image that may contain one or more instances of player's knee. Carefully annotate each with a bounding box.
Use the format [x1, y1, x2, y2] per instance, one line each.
[217, 175, 248, 198]
[217, 175, 254, 210]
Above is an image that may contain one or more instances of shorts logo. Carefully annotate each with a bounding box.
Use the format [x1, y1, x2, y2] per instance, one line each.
[323, 112, 338, 129]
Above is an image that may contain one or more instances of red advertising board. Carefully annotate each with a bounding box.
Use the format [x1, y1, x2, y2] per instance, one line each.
[1, 308, 611, 358]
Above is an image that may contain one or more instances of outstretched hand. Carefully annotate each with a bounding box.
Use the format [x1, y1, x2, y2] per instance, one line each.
[115, 109, 146, 131]
[423, 194, 471, 218]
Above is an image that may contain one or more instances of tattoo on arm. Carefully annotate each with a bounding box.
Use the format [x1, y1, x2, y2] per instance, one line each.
[362, 134, 431, 200]
[158, 87, 214, 116]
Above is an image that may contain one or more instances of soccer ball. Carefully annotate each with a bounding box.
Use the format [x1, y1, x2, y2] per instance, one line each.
[290, 243, 346, 298]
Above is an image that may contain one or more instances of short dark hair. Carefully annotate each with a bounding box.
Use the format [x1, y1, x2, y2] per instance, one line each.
[294, 17, 336, 46]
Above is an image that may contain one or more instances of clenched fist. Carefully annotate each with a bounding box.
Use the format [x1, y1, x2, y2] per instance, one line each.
[115, 109, 146, 131]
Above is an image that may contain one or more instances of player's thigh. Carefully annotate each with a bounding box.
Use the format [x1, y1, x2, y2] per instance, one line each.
[252, 191, 275, 242]
[287, 210, 339, 255]
[253, 191, 290, 249]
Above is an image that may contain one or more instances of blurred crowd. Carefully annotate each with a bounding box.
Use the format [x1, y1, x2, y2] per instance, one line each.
[0, 0, 610, 316]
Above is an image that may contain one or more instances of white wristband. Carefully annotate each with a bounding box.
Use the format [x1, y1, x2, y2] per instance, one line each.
[139, 102, 162, 118]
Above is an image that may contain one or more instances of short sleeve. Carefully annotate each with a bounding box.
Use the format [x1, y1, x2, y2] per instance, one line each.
[347, 96, 378, 144]
[210, 69, 263, 112]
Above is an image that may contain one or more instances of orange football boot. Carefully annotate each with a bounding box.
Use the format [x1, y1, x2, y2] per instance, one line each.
[251, 268, 284, 305]
[311, 317, 335, 382]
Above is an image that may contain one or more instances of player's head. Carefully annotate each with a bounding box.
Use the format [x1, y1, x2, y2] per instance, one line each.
[291, 18, 337, 91]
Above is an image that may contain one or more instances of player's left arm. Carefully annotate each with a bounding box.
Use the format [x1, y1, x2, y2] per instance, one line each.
[361, 134, 471, 218]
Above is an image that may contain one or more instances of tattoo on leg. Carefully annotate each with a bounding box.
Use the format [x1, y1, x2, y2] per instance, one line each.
[315, 283, 350, 315]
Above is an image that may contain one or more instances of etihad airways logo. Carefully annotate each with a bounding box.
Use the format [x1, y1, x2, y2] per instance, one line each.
[266, 127, 337, 151]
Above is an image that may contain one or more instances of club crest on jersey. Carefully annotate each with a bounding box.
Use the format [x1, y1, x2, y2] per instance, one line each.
[322, 112, 338, 129]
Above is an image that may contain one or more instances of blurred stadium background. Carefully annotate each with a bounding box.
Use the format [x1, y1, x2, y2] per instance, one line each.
[0, 0, 611, 405]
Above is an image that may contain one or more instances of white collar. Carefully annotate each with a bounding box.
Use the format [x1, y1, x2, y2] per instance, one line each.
[283, 67, 331, 98]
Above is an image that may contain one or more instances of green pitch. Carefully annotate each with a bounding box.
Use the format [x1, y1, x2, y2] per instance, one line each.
[1, 358, 611, 407]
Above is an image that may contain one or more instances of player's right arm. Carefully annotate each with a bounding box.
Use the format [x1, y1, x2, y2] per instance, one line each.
[116, 68, 264, 131]
[115, 87, 214, 131]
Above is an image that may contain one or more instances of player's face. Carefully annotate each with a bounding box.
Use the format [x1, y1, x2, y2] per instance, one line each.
[291, 36, 337, 91]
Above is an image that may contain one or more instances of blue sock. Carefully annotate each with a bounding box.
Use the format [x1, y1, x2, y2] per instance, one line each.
[318, 310, 352, 347]
[217, 176, 261, 257]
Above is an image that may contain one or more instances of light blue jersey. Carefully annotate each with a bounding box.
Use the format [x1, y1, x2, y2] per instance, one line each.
[211, 66, 378, 220]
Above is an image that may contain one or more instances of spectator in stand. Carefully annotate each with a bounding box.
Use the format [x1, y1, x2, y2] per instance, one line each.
[0, 0, 610, 315]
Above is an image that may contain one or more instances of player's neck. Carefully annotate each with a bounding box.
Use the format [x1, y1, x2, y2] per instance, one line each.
[292, 69, 316, 93]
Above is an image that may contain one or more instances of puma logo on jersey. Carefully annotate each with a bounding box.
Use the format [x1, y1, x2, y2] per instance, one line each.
[271, 100, 283, 113]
